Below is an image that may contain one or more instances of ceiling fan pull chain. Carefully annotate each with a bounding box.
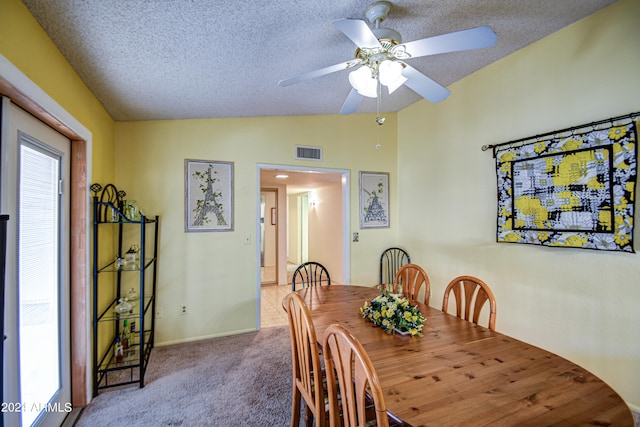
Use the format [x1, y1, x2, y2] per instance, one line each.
[376, 80, 385, 126]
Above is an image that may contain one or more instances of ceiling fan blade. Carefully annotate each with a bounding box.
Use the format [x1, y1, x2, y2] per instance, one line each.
[340, 88, 364, 115]
[278, 60, 353, 87]
[403, 26, 497, 58]
[402, 65, 450, 103]
[332, 18, 382, 48]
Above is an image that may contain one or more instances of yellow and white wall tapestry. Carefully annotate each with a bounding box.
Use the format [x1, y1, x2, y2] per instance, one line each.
[495, 117, 637, 252]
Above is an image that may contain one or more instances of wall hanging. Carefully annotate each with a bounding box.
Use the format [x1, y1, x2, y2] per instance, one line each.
[485, 113, 638, 252]
[359, 171, 390, 229]
[184, 159, 234, 232]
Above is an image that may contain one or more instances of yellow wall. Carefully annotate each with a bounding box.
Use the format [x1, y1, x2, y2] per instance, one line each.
[0, 0, 115, 184]
[114, 114, 398, 343]
[398, 0, 640, 409]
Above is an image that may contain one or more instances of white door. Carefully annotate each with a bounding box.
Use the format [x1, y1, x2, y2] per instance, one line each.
[1, 100, 72, 427]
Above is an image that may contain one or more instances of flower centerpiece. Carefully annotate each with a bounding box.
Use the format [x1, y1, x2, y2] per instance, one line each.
[360, 291, 426, 336]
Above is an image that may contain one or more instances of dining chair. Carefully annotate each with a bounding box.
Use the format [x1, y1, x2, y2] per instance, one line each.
[283, 293, 328, 427]
[442, 275, 497, 330]
[322, 323, 391, 427]
[292, 261, 331, 291]
[393, 263, 431, 306]
[379, 247, 410, 287]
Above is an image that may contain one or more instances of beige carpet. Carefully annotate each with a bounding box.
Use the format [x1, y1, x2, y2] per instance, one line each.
[77, 326, 292, 426]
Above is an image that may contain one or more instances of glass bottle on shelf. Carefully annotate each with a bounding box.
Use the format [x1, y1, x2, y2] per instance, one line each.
[115, 337, 124, 364]
[122, 319, 130, 357]
[129, 321, 137, 357]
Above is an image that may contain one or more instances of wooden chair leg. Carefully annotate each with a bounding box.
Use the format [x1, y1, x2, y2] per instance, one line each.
[304, 403, 313, 427]
[291, 388, 301, 427]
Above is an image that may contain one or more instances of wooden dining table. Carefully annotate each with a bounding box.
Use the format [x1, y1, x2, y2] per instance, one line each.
[294, 285, 633, 426]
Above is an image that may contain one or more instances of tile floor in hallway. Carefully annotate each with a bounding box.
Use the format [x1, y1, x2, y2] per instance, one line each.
[260, 284, 291, 328]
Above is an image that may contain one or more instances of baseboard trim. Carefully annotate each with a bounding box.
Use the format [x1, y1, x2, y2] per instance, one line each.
[155, 328, 258, 347]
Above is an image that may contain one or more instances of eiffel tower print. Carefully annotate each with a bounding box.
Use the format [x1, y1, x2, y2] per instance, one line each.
[362, 174, 388, 227]
[192, 164, 227, 227]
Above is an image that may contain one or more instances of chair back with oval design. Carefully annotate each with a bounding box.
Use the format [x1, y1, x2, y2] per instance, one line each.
[442, 275, 497, 330]
[393, 263, 431, 305]
[322, 324, 390, 427]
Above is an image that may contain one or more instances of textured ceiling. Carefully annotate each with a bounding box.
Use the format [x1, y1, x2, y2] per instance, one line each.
[22, 0, 617, 121]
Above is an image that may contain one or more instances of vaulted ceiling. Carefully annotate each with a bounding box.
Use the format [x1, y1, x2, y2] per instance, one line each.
[23, 0, 617, 121]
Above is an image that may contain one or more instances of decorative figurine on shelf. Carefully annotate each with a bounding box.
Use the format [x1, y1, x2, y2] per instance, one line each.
[114, 298, 132, 314]
[126, 287, 138, 301]
[125, 245, 139, 266]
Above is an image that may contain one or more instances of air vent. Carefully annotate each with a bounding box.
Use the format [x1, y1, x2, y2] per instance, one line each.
[295, 145, 323, 161]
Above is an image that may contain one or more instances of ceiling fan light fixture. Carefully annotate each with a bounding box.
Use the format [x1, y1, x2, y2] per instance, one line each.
[349, 65, 375, 92]
[357, 77, 378, 98]
[378, 60, 403, 86]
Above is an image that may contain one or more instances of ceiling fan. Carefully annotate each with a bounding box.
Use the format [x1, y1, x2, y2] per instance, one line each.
[278, 1, 497, 114]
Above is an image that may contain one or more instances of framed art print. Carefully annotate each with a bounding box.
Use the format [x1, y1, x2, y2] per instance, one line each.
[359, 171, 389, 228]
[185, 159, 234, 232]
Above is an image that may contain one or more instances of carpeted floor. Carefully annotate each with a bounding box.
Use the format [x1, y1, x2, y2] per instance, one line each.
[76, 326, 292, 426]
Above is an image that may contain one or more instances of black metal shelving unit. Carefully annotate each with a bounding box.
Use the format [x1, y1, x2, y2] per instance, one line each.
[91, 185, 159, 396]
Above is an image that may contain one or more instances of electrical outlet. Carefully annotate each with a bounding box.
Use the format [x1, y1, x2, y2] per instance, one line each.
[181, 305, 187, 315]
[155, 307, 163, 319]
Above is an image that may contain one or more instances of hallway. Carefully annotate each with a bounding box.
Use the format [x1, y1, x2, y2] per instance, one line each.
[260, 284, 290, 328]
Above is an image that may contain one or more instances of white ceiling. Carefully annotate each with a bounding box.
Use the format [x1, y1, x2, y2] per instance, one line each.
[22, 0, 617, 121]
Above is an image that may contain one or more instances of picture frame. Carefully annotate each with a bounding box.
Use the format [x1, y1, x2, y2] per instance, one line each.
[184, 159, 234, 232]
[359, 171, 390, 229]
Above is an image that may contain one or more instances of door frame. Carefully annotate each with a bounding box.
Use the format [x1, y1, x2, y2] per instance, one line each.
[1, 54, 92, 407]
[259, 188, 278, 285]
[255, 164, 350, 329]
[2, 117, 72, 427]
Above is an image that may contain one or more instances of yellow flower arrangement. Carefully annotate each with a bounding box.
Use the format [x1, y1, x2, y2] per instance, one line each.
[360, 292, 426, 336]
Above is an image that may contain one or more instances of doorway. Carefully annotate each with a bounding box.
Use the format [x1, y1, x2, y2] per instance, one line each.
[2, 58, 91, 410]
[2, 102, 72, 427]
[256, 165, 350, 329]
